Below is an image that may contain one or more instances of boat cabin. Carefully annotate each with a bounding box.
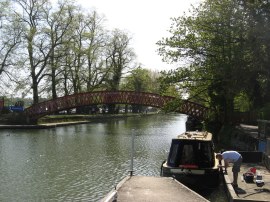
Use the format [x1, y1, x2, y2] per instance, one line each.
[161, 131, 219, 188]
[167, 131, 215, 169]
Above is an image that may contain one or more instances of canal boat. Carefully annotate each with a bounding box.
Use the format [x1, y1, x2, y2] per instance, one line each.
[160, 131, 220, 188]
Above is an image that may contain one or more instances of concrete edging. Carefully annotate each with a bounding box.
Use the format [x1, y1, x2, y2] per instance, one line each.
[101, 176, 131, 202]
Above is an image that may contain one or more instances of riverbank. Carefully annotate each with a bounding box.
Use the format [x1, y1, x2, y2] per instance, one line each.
[0, 112, 158, 129]
[0, 121, 91, 129]
[222, 151, 270, 202]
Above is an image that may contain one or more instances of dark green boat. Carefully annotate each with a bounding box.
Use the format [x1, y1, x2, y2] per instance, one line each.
[161, 131, 220, 188]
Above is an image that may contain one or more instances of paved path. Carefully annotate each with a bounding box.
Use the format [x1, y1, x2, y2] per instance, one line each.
[102, 176, 209, 202]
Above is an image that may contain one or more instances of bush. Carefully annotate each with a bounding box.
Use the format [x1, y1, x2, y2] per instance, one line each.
[259, 103, 270, 120]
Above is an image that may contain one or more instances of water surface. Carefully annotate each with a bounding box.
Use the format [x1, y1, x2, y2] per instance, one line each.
[0, 114, 226, 201]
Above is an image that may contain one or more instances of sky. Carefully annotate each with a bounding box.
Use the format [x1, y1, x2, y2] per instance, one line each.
[76, 0, 202, 71]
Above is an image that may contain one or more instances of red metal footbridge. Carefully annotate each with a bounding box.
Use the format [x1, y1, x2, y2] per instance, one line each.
[24, 91, 209, 120]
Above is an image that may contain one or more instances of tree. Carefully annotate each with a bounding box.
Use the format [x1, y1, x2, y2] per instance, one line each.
[0, 0, 139, 107]
[82, 11, 108, 92]
[105, 29, 135, 91]
[121, 67, 161, 93]
[121, 67, 161, 113]
[103, 29, 135, 113]
[243, 1, 270, 108]
[0, 0, 22, 95]
[12, 0, 54, 104]
[157, 0, 270, 123]
[44, 0, 74, 99]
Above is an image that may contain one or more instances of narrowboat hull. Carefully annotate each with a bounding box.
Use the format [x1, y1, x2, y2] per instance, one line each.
[161, 162, 220, 188]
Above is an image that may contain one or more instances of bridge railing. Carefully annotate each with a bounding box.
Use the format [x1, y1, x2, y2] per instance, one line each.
[24, 91, 209, 120]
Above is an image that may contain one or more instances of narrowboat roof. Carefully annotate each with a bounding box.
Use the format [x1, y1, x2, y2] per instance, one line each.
[175, 131, 212, 141]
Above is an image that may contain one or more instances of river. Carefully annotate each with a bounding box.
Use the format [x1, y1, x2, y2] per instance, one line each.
[0, 114, 227, 201]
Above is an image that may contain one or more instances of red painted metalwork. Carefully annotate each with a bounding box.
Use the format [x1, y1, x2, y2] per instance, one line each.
[24, 91, 209, 120]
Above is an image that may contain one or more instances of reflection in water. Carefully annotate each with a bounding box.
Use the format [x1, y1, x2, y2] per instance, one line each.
[0, 114, 226, 201]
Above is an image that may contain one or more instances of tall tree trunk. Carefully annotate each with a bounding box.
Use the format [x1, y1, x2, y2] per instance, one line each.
[51, 67, 57, 99]
[32, 79, 39, 105]
[50, 48, 57, 100]
[28, 28, 39, 104]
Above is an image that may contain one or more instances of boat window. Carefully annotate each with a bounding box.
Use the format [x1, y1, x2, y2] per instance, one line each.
[180, 144, 195, 165]
[167, 140, 215, 168]
[169, 143, 179, 165]
[197, 142, 214, 167]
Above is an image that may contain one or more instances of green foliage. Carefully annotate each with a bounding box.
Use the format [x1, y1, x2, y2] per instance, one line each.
[160, 85, 179, 98]
[234, 92, 251, 112]
[104, 29, 135, 91]
[121, 67, 160, 93]
[0, 1, 135, 103]
[157, 0, 270, 123]
[162, 98, 183, 113]
[259, 103, 270, 120]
